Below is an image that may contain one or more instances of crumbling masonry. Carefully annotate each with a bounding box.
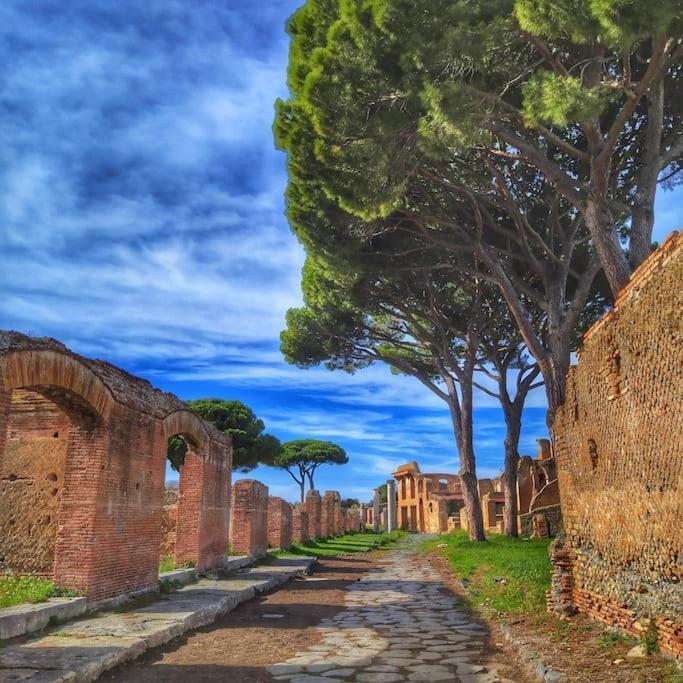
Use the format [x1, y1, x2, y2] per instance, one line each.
[0, 332, 232, 602]
[548, 232, 683, 659]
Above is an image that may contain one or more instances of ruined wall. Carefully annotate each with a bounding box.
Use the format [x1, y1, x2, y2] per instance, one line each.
[267, 496, 293, 550]
[550, 232, 683, 659]
[304, 489, 322, 539]
[292, 506, 309, 543]
[0, 390, 69, 575]
[230, 479, 268, 558]
[0, 332, 232, 602]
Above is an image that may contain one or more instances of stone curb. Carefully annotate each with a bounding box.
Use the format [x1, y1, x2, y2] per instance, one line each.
[0, 597, 87, 640]
[499, 623, 565, 682]
[0, 558, 316, 682]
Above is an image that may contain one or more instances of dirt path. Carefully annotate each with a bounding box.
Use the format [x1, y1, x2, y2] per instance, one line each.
[106, 539, 531, 682]
[104, 554, 375, 683]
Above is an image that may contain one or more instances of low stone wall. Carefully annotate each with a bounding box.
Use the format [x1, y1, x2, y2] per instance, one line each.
[520, 505, 562, 538]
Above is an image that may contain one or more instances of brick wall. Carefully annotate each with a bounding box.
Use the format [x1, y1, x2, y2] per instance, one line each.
[292, 506, 309, 543]
[304, 489, 322, 539]
[229, 479, 268, 559]
[267, 496, 293, 550]
[549, 232, 683, 659]
[0, 332, 232, 602]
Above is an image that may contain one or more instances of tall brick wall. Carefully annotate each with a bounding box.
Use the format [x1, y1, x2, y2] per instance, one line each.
[304, 489, 322, 539]
[0, 332, 232, 602]
[230, 479, 268, 558]
[549, 232, 683, 659]
[292, 506, 309, 543]
[267, 496, 293, 550]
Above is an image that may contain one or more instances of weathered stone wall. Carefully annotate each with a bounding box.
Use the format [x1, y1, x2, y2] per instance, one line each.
[229, 479, 268, 558]
[0, 331, 232, 602]
[267, 496, 293, 550]
[549, 232, 683, 659]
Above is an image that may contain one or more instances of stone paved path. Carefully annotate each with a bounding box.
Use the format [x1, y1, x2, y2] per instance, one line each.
[268, 538, 517, 683]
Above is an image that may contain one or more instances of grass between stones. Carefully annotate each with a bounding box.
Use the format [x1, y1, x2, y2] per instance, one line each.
[272, 530, 405, 558]
[0, 576, 80, 609]
[423, 530, 552, 616]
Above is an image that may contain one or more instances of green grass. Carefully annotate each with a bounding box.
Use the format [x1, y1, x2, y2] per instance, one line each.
[0, 576, 80, 609]
[273, 531, 404, 558]
[424, 530, 552, 616]
[158, 556, 175, 573]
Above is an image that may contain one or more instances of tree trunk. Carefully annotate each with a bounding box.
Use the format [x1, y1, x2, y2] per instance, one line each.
[584, 188, 632, 296]
[501, 410, 522, 537]
[299, 479, 305, 503]
[307, 471, 315, 492]
[446, 367, 486, 541]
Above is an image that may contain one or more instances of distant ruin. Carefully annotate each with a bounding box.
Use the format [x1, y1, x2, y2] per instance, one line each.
[549, 232, 683, 659]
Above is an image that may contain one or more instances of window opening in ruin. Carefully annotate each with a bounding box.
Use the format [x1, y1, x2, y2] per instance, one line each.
[439, 478, 448, 490]
[0, 389, 73, 578]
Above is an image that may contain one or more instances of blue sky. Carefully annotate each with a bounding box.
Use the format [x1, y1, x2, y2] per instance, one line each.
[0, 1, 680, 504]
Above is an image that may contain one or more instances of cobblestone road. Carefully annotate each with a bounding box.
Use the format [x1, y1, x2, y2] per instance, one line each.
[268, 538, 517, 683]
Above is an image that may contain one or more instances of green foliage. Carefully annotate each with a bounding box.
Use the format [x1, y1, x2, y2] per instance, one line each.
[276, 439, 348, 468]
[0, 576, 80, 609]
[158, 578, 182, 594]
[341, 497, 360, 508]
[424, 531, 552, 615]
[522, 73, 610, 127]
[167, 398, 282, 472]
[597, 629, 631, 651]
[644, 619, 659, 655]
[158, 557, 175, 574]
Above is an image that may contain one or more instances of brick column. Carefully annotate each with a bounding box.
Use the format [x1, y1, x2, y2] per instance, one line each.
[321, 491, 336, 538]
[292, 506, 309, 543]
[229, 479, 268, 559]
[176, 438, 231, 570]
[386, 479, 397, 532]
[333, 494, 343, 535]
[304, 489, 322, 539]
[372, 489, 380, 532]
[267, 496, 292, 550]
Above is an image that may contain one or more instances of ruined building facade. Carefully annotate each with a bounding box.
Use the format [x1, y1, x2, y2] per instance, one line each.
[0, 332, 232, 602]
[548, 232, 683, 659]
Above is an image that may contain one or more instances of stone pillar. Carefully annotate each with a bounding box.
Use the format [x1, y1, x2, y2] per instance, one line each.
[359, 504, 366, 530]
[292, 506, 309, 544]
[229, 479, 268, 559]
[386, 479, 397, 532]
[304, 489, 322, 539]
[372, 489, 380, 532]
[267, 496, 293, 550]
[333, 493, 344, 535]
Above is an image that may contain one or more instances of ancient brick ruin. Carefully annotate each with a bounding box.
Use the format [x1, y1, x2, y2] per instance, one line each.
[267, 495, 293, 551]
[393, 462, 506, 534]
[304, 489, 322, 538]
[516, 439, 561, 537]
[548, 232, 683, 659]
[0, 331, 232, 602]
[292, 505, 309, 543]
[230, 479, 268, 558]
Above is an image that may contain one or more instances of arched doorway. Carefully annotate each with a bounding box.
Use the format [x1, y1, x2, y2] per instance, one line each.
[0, 350, 111, 593]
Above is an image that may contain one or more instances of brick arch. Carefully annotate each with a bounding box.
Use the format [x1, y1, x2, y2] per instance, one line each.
[161, 409, 210, 451]
[1, 349, 114, 424]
